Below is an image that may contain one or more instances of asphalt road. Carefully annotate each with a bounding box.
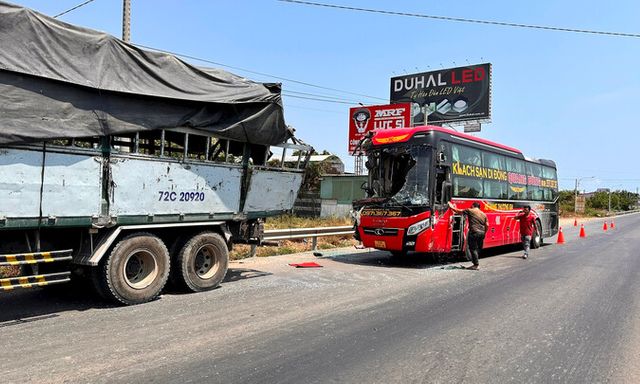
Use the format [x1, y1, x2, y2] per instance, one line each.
[1, 213, 639, 384]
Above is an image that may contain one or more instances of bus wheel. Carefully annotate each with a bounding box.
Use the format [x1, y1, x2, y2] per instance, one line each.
[100, 233, 170, 305]
[531, 221, 543, 249]
[174, 232, 229, 292]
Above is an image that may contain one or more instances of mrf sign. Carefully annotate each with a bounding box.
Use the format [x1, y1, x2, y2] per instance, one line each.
[390, 63, 491, 125]
[348, 103, 411, 154]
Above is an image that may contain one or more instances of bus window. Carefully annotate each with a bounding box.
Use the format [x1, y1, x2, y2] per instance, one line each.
[483, 152, 506, 171]
[506, 158, 526, 174]
[453, 176, 483, 198]
[527, 186, 544, 201]
[506, 158, 526, 200]
[508, 185, 526, 200]
[484, 180, 508, 199]
[542, 166, 557, 180]
[527, 163, 543, 178]
[451, 144, 481, 166]
[543, 188, 555, 201]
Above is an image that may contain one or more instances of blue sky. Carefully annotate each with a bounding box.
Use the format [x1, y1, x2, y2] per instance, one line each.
[13, 0, 640, 192]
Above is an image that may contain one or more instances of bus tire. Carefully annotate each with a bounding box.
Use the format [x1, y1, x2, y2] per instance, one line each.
[531, 220, 543, 249]
[174, 232, 228, 293]
[100, 232, 170, 305]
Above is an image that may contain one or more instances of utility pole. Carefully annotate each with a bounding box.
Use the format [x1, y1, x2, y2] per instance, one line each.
[574, 178, 578, 212]
[122, 0, 131, 42]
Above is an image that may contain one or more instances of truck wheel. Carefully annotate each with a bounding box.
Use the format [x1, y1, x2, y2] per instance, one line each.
[531, 221, 543, 249]
[174, 232, 228, 292]
[100, 233, 170, 305]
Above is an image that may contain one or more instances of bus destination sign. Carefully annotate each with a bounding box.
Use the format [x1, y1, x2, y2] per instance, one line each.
[390, 63, 492, 126]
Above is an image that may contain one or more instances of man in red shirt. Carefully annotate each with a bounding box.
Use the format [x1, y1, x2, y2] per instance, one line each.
[514, 205, 536, 259]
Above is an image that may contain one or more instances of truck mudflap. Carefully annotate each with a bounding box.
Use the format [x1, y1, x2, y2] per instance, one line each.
[0, 249, 73, 291]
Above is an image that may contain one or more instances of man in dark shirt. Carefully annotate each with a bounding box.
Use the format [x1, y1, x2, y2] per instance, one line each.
[448, 201, 488, 270]
[514, 205, 536, 259]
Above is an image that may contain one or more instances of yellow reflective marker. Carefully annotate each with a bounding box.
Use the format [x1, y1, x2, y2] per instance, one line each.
[6, 255, 18, 265]
[0, 279, 13, 290]
[42, 252, 54, 262]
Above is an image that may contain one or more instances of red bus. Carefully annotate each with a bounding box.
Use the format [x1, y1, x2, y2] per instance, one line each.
[354, 125, 559, 257]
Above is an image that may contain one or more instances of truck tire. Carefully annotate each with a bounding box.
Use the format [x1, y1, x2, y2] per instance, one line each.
[167, 235, 188, 288]
[531, 220, 543, 249]
[173, 232, 228, 292]
[99, 232, 170, 305]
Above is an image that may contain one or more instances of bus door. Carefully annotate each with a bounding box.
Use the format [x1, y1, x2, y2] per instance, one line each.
[484, 211, 502, 248]
[504, 215, 519, 246]
[450, 214, 465, 252]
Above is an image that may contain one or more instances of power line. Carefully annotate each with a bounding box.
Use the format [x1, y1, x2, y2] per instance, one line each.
[285, 89, 362, 104]
[285, 104, 343, 114]
[53, 0, 96, 18]
[133, 43, 387, 102]
[279, 0, 640, 39]
[282, 92, 355, 105]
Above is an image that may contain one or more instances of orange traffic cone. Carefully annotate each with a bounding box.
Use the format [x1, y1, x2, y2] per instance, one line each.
[603, 221, 608, 231]
[573, 218, 578, 227]
[579, 224, 586, 238]
[557, 227, 565, 244]
[611, 221, 615, 229]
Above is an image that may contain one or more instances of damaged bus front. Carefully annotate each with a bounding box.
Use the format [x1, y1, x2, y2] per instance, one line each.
[355, 129, 437, 256]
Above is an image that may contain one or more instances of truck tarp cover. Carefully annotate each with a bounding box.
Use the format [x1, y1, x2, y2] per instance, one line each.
[0, 2, 288, 145]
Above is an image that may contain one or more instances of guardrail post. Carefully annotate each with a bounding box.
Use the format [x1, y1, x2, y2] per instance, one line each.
[250, 244, 257, 258]
[312, 236, 318, 251]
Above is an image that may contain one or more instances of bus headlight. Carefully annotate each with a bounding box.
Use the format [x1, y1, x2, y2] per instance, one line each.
[407, 218, 431, 236]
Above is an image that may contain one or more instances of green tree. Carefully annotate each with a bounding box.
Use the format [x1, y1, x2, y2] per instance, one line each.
[586, 190, 639, 211]
[301, 161, 334, 191]
[558, 190, 575, 214]
[586, 191, 608, 210]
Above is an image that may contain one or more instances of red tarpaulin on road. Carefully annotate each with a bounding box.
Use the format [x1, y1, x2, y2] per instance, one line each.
[289, 262, 323, 268]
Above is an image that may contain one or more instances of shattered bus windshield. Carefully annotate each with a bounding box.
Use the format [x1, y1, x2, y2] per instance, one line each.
[365, 145, 430, 206]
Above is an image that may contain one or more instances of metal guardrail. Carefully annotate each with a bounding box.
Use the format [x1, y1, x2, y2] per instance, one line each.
[249, 225, 355, 257]
[610, 209, 640, 217]
[264, 226, 355, 241]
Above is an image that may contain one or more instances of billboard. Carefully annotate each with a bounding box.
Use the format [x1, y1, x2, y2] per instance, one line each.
[348, 103, 411, 154]
[390, 63, 491, 125]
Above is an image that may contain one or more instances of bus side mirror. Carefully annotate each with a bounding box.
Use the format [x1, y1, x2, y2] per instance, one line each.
[437, 151, 446, 163]
[361, 181, 374, 197]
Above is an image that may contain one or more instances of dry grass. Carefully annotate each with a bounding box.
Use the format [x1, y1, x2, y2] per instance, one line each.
[230, 236, 358, 260]
[229, 215, 357, 260]
[264, 215, 352, 230]
[0, 265, 20, 278]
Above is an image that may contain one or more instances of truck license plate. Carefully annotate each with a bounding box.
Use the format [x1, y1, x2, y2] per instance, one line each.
[374, 240, 386, 248]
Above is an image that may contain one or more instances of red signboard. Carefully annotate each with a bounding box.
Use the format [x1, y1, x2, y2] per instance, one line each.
[348, 103, 411, 154]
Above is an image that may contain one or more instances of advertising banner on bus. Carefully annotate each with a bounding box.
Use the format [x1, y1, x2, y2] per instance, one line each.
[348, 103, 411, 154]
[390, 63, 492, 125]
